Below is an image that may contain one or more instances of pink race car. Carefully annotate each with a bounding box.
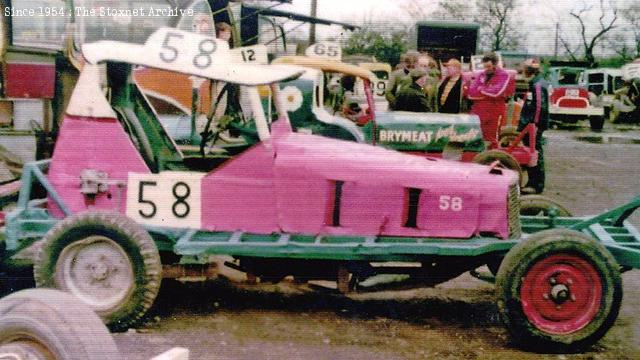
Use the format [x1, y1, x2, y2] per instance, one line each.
[23, 28, 519, 331]
[14, 29, 634, 354]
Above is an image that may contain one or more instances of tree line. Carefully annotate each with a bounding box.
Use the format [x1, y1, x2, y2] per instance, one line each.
[342, 0, 638, 68]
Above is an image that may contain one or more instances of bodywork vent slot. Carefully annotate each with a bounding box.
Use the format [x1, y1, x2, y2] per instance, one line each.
[404, 188, 422, 228]
[333, 180, 344, 226]
[326, 180, 344, 227]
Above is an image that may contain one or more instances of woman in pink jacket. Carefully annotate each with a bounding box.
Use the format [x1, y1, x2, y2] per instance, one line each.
[467, 53, 511, 149]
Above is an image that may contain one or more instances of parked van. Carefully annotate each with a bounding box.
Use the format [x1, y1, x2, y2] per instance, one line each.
[578, 68, 625, 118]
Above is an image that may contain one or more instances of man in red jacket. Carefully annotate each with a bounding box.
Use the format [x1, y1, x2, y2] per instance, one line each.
[467, 53, 511, 149]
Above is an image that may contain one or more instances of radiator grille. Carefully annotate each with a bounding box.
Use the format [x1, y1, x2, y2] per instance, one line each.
[508, 183, 522, 239]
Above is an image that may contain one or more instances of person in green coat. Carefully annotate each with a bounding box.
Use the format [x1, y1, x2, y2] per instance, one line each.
[394, 54, 438, 112]
[386, 51, 418, 110]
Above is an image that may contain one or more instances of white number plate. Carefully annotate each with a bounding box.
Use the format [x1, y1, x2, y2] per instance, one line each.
[155, 29, 229, 70]
[566, 89, 580, 98]
[305, 42, 342, 60]
[374, 79, 387, 98]
[231, 45, 268, 65]
[126, 172, 204, 229]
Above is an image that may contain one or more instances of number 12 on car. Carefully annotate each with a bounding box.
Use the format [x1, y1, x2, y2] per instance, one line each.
[126, 172, 204, 229]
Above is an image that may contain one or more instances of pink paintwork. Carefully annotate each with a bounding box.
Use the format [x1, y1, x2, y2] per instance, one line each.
[201, 143, 279, 233]
[48, 63, 517, 239]
[47, 115, 150, 217]
[48, 112, 516, 239]
[200, 118, 517, 239]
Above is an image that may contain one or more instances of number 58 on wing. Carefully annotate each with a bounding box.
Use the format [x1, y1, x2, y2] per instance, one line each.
[126, 172, 204, 229]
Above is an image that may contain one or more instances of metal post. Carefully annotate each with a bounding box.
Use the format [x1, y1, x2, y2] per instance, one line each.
[191, 88, 198, 141]
[309, 0, 317, 45]
[189, 76, 206, 142]
[554, 22, 559, 58]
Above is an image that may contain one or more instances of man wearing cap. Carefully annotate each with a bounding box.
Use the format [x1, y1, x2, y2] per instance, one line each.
[518, 58, 549, 193]
[437, 59, 464, 113]
[394, 54, 436, 112]
[467, 52, 511, 148]
[386, 51, 418, 110]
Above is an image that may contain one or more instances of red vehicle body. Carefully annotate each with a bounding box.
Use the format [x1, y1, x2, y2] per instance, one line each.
[547, 67, 606, 131]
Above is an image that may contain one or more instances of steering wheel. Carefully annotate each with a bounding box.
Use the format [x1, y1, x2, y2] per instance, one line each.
[355, 107, 373, 126]
[200, 83, 233, 156]
[343, 105, 372, 126]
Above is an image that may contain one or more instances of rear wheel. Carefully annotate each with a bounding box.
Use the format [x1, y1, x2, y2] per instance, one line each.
[603, 107, 611, 122]
[34, 212, 161, 331]
[0, 288, 121, 360]
[520, 195, 572, 217]
[496, 229, 622, 352]
[473, 150, 525, 187]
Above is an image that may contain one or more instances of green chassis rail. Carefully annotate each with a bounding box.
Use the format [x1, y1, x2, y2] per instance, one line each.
[3, 160, 640, 269]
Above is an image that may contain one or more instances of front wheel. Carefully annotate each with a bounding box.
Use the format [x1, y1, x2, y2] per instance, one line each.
[520, 195, 572, 217]
[0, 288, 121, 359]
[496, 229, 622, 352]
[589, 116, 604, 132]
[34, 212, 162, 331]
[473, 150, 525, 187]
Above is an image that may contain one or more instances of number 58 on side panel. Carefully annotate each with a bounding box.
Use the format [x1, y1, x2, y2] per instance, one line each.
[127, 172, 204, 229]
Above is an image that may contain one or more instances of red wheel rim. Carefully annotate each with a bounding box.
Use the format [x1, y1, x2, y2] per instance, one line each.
[520, 253, 602, 334]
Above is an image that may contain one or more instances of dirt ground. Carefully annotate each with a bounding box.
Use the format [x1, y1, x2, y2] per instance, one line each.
[108, 123, 639, 360]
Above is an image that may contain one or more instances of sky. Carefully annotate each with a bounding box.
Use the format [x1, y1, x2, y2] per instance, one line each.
[253, 0, 635, 57]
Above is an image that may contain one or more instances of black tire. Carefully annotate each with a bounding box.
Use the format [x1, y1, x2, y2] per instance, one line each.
[496, 228, 622, 352]
[0, 288, 121, 359]
[472, 150, 525, 187]
[34, 212, 162, 331]
[520, 195, 573, 217]
[486, 256, 503, 276]
[589, 116, 604, 132]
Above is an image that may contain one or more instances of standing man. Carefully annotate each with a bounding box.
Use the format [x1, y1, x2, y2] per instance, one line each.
[467, 52, 511, 148]
[518, 58, 549, 194]
[393, 67, 430, 112]
[437, 59, 464, 113]
[386, 51, 418, 110]
[394, 55, 437, 112]
[419, 54, 441, 112]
